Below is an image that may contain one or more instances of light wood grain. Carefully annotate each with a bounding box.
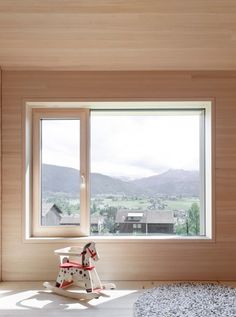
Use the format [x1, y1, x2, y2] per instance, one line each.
[1, 1, 236, 70]
[0, 68, 2, 281]
[2, 71, 236, 281]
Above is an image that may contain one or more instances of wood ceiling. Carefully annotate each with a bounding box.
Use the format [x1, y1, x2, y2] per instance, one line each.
[0, 0, 236, 70]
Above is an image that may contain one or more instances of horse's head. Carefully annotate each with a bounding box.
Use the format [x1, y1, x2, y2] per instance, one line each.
[82, 242, 99, 263]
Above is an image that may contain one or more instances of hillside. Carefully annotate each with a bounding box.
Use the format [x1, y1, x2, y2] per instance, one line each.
[42, 164, 80, 195]
[131, 169, 200, 196]
[42, 164, 199, 197]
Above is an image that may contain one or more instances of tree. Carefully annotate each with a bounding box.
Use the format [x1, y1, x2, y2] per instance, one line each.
[100, 206, 117, 233]
[175, 203, 200, 236]
[187, 202, 200, 235]
[91, 202, 98, 214]
[175, 223, 187, 235]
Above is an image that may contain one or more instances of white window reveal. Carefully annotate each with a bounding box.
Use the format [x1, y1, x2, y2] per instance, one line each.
[25, 101, 212, 239]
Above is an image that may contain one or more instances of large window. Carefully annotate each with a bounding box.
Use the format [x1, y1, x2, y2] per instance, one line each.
[26, 102, 212, 238]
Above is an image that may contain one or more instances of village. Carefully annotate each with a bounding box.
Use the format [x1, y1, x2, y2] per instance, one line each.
[42, 193, 200, 236]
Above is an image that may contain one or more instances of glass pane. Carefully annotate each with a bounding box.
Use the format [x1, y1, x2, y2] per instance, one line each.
[41, 119, 80, 226]
[90, 111, 203, 236]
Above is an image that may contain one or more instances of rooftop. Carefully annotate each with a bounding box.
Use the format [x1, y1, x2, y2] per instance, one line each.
[116, 210, 175, 224]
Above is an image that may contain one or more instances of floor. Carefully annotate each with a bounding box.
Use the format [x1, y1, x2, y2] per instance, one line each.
[0, 281, 235, 317]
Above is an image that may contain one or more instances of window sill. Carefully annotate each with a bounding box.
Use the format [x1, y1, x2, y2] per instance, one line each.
[23, 235, 214, 244]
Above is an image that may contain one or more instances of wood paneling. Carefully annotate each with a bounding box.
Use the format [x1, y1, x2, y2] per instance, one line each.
[2, 70, 236, 281]
[0, 68, 2, 281]
[216, 100, 236, 168]
[1, 1, 236, 70]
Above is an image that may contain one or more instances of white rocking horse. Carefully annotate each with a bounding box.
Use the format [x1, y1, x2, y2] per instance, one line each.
[44, 242, 116, 300]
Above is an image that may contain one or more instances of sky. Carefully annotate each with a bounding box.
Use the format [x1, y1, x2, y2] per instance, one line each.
[41, 113, 200, 179]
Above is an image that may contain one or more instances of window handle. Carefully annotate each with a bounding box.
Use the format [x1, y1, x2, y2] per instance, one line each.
[81, 175, 86, 188]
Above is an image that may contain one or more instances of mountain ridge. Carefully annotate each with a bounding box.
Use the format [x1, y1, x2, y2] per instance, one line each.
[42, 164, 199, 197]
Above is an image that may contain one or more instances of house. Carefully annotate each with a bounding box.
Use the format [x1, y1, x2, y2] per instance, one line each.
[42, 205, 103, 233]
[60, 213, 103, 234]
[60, 214, 80, 226]
[0, 1, 236, 315]
[116, 210, 174, 234]
[41, 203, 63, 226]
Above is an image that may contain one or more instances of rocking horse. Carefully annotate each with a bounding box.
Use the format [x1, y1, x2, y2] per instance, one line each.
[44, 242, 116, 300]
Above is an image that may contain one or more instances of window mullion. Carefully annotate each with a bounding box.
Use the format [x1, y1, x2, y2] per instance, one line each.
[79, 109, 90, 236]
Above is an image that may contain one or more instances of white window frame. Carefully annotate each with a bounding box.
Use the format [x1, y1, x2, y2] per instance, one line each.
[31, 108, 90, 237]
[24, 101, 213, 241]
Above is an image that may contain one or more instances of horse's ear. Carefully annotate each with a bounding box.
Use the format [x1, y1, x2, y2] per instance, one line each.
[83, 242, 91, 251]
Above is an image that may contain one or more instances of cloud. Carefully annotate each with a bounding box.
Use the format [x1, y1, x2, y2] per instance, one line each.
[41, 113, 200, 179]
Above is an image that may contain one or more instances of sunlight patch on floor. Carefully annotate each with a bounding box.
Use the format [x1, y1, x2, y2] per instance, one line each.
[0, 288, 137, 310]
[0, 290, 42, 310]
[0, 290, 12, 295]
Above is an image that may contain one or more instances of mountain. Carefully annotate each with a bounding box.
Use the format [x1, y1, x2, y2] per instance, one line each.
[42, 164, 143, 196]
[42, 164, 80, 195]
[131, 169, 199, 196]
[90, 173, 142, 196]
[42, 164, 199, 197]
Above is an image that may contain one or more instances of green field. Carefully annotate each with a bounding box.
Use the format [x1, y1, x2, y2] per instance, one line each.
[46, 194, 200, 215]
[92, 196, 199, 212]
[100, 198, 150, 210]
[163, 197, 200, 211]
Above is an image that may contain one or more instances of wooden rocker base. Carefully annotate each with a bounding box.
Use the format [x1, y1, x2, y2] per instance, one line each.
[102, 282, 116, 290]
[43, 282, 101, 300]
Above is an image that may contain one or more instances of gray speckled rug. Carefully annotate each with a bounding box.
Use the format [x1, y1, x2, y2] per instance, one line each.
[134, 283, 236, 317]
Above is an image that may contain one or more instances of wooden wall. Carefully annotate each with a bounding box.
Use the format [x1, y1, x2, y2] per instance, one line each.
[0, 68, 2, 281]
[2, 71, 236, 281]
[1, 1, 236, 71]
